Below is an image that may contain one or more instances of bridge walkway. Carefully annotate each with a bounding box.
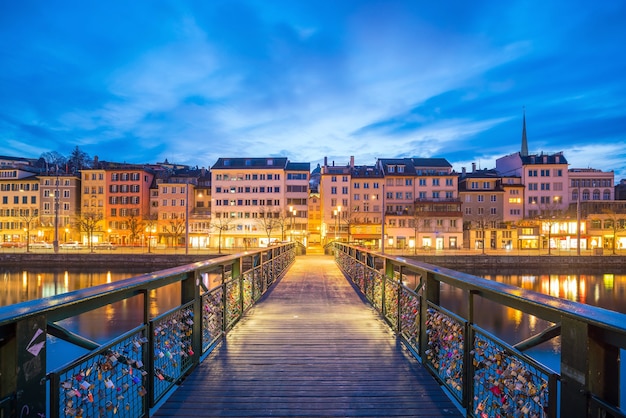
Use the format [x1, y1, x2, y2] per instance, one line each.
[153, 254, 462, 417]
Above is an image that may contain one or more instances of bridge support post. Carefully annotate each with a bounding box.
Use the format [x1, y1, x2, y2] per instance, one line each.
[560, 316, 619, 418]
[11, 315, 47, 417]
[420, 272, 439, 359]
[182, 271, 201, 367]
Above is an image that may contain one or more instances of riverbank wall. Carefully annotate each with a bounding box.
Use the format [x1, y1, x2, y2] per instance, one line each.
[0, 253, 219, 270]
[2, 252, 625, 274]
[404, 254, 626, 274]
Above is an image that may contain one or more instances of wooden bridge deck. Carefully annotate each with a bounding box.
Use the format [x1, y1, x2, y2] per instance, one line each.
[153, 255, 462, 417]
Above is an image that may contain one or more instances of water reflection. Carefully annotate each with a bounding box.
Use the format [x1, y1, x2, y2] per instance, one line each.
[2, 267, 625, 374]
[438, 269, 626, 378]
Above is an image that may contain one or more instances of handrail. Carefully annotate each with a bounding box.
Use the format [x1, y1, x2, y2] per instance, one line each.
[0, 243, 296, 418]
[332, 242, 626, 418]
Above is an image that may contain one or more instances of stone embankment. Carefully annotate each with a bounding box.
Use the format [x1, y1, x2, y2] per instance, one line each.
[404, 254, 626, 273]
[2, 251, 625, 273]
[0, 253, 219, 269]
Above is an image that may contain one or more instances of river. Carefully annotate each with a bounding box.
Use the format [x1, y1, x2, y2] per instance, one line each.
[1, 265, 625, 375]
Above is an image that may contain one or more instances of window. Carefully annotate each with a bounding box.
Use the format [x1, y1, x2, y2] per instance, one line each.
[483, 182, 490, 189]
[432, 179, 440, 186]
[477, 195, 484, 202]
[331, 187, 337, 194]
[446, 179, 454, 186]
[490, 207, 497, 215]
[490, 195, 497, 202]
[419, 179, 427, 186]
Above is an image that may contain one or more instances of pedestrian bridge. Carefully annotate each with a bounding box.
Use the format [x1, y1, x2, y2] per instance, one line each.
[154, 254, 460, 417]
[1, 243, 626, 417]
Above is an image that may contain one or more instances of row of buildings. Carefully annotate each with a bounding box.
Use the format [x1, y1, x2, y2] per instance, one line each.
[1, 131, 625, 252]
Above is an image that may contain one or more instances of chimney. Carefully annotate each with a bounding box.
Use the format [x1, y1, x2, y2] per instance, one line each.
[350, 156, 354, 167]
[324, 156, 328, 167]
[472, 162, 476, 172]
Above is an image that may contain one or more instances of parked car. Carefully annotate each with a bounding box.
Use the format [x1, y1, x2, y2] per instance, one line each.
[30, 241, 53, 249]
[60, 241, 83, 249]
[95, 242, 117, 250]
[1, 241, 24, 248]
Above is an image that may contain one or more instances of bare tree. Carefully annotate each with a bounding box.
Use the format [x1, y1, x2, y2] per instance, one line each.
[164, 218, 186, 249]
[592, 208, 626, 255]
[143, 213, 158, 253]
[75, 210, 103, 253]
[125, 212, 144, 245]
[409, 204, 427, 255]
[17, 207, 39, 252]
[210, 215, 233, 253]
[339, 209, 360, 243]
[276, 209, 289, 241]
[67, 146, 91, 174]
[465, 212, 500, 255]
[40, 151, 67, 173]
[257, 206, 280, 244]
[537, 199, 564, 255]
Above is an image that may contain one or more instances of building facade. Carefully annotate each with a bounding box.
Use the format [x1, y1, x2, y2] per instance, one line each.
[210, 158, 310, 248]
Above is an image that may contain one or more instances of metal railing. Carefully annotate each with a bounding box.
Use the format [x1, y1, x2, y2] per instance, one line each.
[333, 242, 626, 418]
[0, 243, 296, 418]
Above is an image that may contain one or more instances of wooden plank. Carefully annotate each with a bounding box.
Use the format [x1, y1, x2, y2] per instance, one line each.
[154, 255, 462, 417]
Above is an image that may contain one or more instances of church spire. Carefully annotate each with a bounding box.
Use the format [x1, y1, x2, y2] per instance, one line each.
[521, 107, 529, 157]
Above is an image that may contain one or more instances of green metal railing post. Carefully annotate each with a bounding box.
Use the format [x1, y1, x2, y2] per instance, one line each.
[420, 272, 439, 359]
[397, 266, 403, 334]
[464, 290, 478, 409]
[560, 316, 619, 418]
[233, 258, 243, 318]
[140, 289, 152, 412]
[15, 315, 47, 417]
[182, 271, 201, 367]
[221, 265, 227, 333]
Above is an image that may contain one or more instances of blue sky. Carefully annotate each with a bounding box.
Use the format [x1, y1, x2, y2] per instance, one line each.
[1, 1, 625, 181]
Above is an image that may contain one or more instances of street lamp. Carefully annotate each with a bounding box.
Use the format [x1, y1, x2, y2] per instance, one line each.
[289, 206, 296, 242]
[333, 205, 341, 241]
[576, 182, 581, 256]
[184, 184, 190, 254]
[381, 185, 385, 254]
[53, 175, 60, 253]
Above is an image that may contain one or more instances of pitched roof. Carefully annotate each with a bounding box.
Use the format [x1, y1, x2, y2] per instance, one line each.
[212, 157, 289, 169]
